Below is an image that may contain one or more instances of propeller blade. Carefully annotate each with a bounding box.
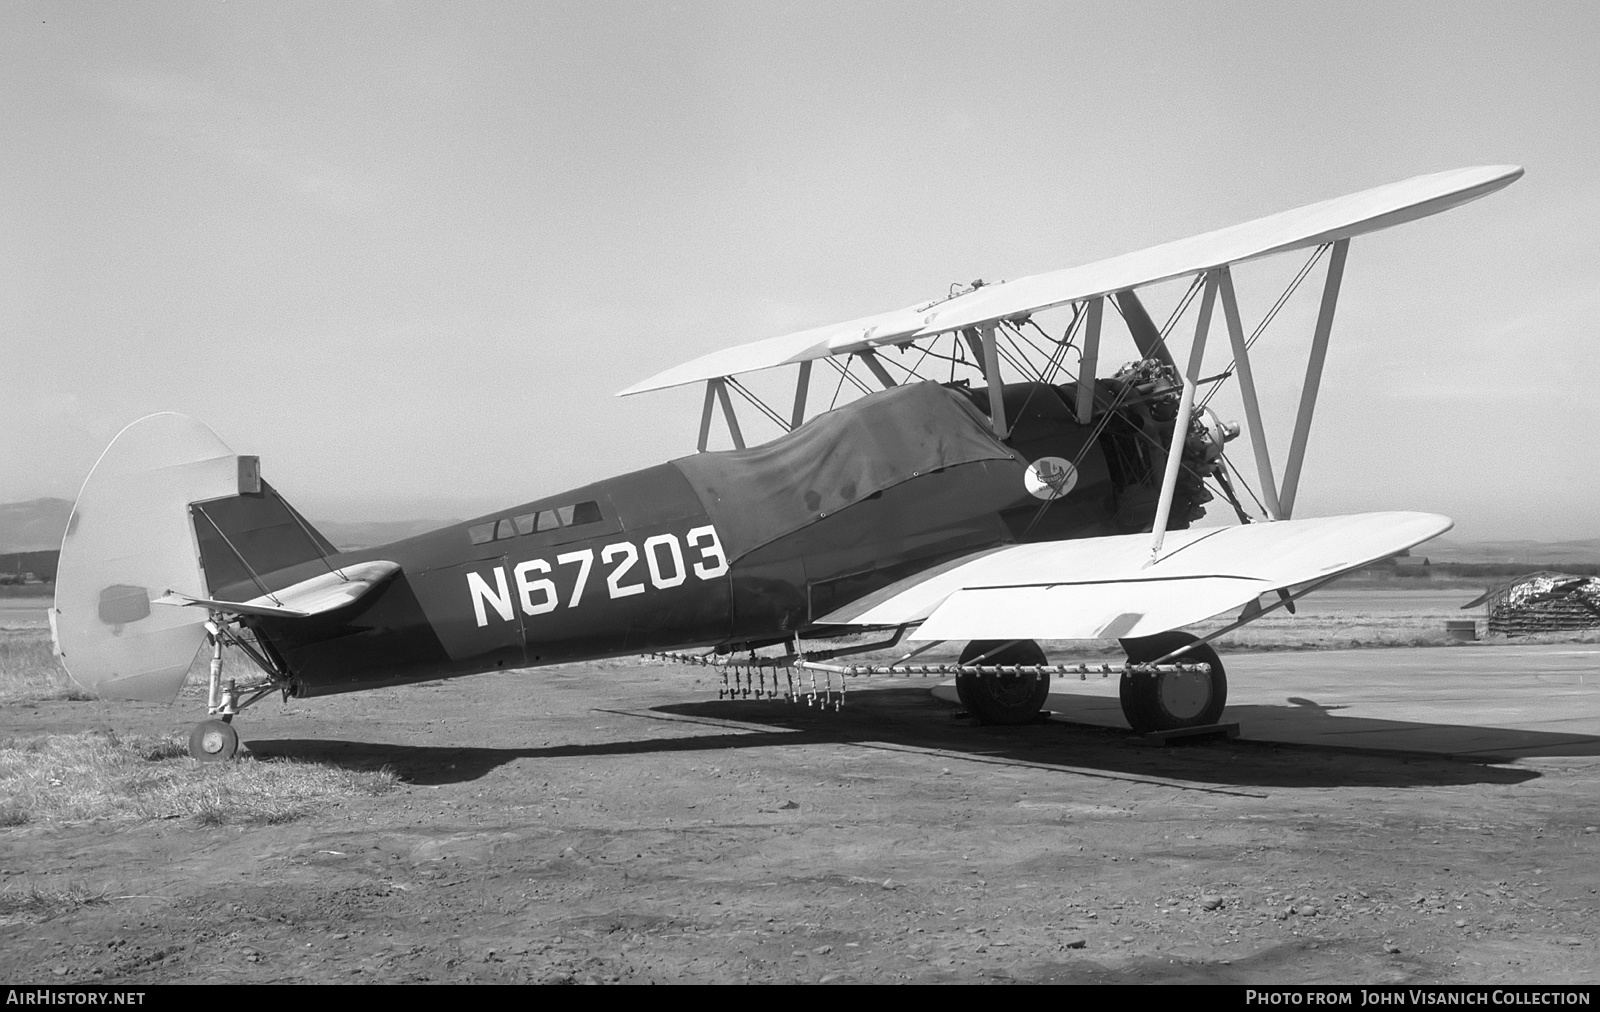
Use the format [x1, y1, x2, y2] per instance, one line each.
[1114, 289, 1174, 367]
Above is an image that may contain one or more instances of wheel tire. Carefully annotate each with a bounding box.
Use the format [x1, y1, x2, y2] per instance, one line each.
[1118, 631, 1226, 733]
[188, 718, 240, 762]
[955, 640, 1052, 726]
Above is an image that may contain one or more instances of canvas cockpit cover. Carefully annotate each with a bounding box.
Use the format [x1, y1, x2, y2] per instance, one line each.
[671, 382, 1016, 561]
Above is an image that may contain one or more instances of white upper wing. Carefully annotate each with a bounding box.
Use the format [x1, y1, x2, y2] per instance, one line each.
[620, 165, 1521, 396]
[912, 165, 1520, 336]
[816, 512, 1451, 641]
[616, 301, 935, 397]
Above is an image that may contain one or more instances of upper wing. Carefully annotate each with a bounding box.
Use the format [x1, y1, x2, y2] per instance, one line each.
[620, 165, 1521, 396]
[616, 300, 936, 397]
[910, 165, 1519, 336]
[816, 512, 1450, 641]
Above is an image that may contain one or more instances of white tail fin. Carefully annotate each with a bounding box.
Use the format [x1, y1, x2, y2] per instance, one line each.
[53, 414, 241, 702]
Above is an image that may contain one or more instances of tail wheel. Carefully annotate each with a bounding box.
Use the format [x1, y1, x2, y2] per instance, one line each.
[1118, 631, 1226, 732]
[188, 718, 240, 762]
[955, 640, 1052, 725]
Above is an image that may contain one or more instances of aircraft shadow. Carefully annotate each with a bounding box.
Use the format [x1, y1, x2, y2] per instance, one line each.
[1040, 689, 1600, 761]
[244, 682, 1544, 790]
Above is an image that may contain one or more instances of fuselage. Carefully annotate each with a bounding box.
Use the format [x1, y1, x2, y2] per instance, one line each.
[236, 377, 1206, 697]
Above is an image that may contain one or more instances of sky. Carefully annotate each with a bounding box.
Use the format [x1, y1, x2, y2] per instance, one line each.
[2, 1, 1597, 540]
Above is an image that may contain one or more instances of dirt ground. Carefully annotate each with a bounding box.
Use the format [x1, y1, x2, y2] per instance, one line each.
[2, 656, 1598, 985]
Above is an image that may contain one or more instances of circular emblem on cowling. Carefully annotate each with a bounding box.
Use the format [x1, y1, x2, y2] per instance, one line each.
[1024, 456, 1078, 500]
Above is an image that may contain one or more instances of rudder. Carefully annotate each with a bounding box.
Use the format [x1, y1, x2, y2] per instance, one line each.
[52, 414, 297, 702]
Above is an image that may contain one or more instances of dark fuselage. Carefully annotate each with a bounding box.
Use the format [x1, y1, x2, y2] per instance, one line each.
[233, 379, 1193, 697]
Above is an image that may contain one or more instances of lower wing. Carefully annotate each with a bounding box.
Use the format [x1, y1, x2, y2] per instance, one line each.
[817, 512, 1450, 641]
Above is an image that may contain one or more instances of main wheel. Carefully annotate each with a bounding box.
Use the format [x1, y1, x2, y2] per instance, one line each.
[1118, 631, 1226, 733]
[188, 718, 240, 762]
[955, 640, 1052, 725]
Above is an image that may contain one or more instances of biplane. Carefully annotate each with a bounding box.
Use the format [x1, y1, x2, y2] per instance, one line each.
[51, 165, 1522, 760]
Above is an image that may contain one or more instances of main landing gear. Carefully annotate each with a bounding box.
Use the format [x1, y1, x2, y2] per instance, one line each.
[1117, 631, 1227, 733]
[955, 640, 1053, 725]
[950, 632, 1227, 734]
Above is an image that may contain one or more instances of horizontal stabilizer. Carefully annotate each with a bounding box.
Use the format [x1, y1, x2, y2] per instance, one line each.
[153, 561, 400, 620]
[817, 512, 1451, 641]
[152, 594, 305, 620]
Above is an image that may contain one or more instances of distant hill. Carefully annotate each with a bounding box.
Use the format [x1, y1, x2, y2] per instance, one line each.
[0, 497, 454, 556]
[0, 498, 73, 553]
[314, 518, 458, 551]
[1424, 536, 1600, 567]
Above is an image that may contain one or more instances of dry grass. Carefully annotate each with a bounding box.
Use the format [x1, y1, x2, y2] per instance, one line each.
[0, 628, 258, 703]
[1192, 612, 1465, 652]
[1193, 606, 1600, 652]
[0, 730, 399, 828]
[0, 629, 92, 702]
[0, 882, 110, 926]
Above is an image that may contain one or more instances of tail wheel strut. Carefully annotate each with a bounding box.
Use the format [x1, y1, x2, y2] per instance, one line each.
[185, 612, 280, 761]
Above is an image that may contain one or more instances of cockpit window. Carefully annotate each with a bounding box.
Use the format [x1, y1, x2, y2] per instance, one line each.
[495, 500, 604, 543]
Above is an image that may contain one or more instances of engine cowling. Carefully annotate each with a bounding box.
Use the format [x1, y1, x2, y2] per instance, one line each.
[1099, 361, 1240, 528]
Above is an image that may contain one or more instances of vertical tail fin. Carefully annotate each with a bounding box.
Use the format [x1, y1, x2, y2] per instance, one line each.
[189, 479, 338, 603]
[52, 414, 294, 702]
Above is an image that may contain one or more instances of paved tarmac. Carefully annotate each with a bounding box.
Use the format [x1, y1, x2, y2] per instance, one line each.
[933, 643, 1600, 761]
[0, 596, 48, 629]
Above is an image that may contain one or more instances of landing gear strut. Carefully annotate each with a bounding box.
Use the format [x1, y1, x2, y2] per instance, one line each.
[184, 612, 282, 761]
[955, 639, 1052, 725]
[1118, 631, 1227, 733]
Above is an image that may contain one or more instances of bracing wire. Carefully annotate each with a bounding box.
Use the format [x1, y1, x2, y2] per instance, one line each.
[824, 354, 873, 410]
[998, 308, 1085, 422]
[725, 375, 790, 431]
[826, 355, 851, 411]
[1160, 275, 1207, 339]
[899, 339, 938, 382]
[1019, 379, 1140, 538]
[916, 340, 979, 373]
[1006, 319, 1055, 364]
[1039, 306, 1087, 386]
[1199, 244, 1329, 410]
[993, 331, 1032, 378]
[1221, 452, 1269, 518]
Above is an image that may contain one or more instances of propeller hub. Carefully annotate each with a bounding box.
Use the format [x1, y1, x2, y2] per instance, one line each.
[1187, 407, 1239, 464]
